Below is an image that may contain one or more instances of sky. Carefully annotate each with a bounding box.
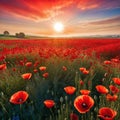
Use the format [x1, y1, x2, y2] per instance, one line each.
[0, 0, 120, 37]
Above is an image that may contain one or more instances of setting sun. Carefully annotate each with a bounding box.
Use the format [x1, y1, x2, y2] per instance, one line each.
[53, 22, 64, 32]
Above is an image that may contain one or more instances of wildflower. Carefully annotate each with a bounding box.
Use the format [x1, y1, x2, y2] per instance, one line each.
[106, 94, 118, 101]
[79, 67, 86, 72]
[82, 70, 89, 75]
[39, 66, 46, 71]
[43, 72, 49, 78]
[70, 113, 79, 120]
[104, 60, 111, 65]
[111, 58, 119, 63]
[64, 86, 76, 95]
[25, 62, 32, 67]
[0, 55, 6, 61]
[0, 64, 7, 70]
[98, 107, 117, 120]
[10, 91, 29, 104]
[19, 60, 24, 66]
[44, 100, 55, 108]
[112, 78, 120, 86]
[96, 85, 109, 94]
[74, 95, 94, 113]
[33, 61, 39, 67]
[12, 115, 20, 120]
[80, 80, 84, 86]
[109, 85, 119, 94]
[80, 89, 91, 95]
[33, 69, 38, 73]
[12, 68, 16, 71]
[21, 73, 32, 80]
[62, 66, 67, 71]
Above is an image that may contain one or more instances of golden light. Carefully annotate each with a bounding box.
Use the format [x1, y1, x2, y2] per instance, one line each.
[53, 22, 64, 32]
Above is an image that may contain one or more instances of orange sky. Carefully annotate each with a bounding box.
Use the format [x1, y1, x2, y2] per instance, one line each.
[0, 0, 120, 36]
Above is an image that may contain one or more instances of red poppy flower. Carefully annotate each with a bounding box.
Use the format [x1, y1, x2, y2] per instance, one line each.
[104, 60, 111, 65]
[96, 85, 109, 94]
[82, 70, 89, 75]
[39, 66, 46, 71]
[44, 100, 55, 108]
[109, 85, 119, 94]
[79, 67, 86, 72]
[21, 73, 32, 80]
[111, 58, 119, 63]
[33, 61, 39, 67]
[25, 62, 32, 67]
[80, 89, 91, 95]
[19, 60, 24, 66]
[33, 69, 38, 73]
[80, 80, 84, 86]
[98, 107, 117, 120]
[62, 66, 67, 71]
[0, 55, 6, 61]
[74, 95, 94, 113]
[70, 113, 79, 120]
[12, 68, 16, 72]
[88, 81, 91, 86]
[64, 86, 76, 95]
[43, 72, 49, 78]
[10, 91, 29, 104]
[112, 78, 120, 86]
[106, 94, 118, 102]
[0, 64, 7, 70]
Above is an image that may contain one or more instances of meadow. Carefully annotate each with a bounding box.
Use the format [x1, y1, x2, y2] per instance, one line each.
[0, 38, 120, 120]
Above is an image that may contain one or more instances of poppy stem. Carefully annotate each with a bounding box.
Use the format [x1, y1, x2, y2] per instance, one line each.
[60, 103, 64, 119]
[82, 113, 87, 120]
[19, 104, 22, 119]
[50, 108, 54, 119]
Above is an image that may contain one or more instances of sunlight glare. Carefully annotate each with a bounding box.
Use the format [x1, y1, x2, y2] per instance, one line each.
[53, 22, 64, 32]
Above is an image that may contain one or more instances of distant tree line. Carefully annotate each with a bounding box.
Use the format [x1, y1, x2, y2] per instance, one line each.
[15, 32, 25, 38]
[3, 31, 25, 38]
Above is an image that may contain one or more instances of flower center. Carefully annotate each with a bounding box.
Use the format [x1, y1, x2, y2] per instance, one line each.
[82, 103, 88, 108]
[105, 115, 111, 118]
[18, 98, 23, 102]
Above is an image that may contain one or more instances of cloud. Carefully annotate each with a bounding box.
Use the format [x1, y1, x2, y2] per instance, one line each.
[88, 16, 120, 25]
[77, 0, 99, 10]
[62, 16, 120, 35]
[77, 0, 120, 10]
[0, 0, 74, 21]
[0, 0, 119, 22]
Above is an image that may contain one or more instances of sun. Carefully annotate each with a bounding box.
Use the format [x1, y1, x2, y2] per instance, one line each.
[53, 22, 64, 32]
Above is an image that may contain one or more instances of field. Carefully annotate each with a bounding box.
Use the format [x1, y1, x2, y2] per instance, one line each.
[0, 38, 120, 120]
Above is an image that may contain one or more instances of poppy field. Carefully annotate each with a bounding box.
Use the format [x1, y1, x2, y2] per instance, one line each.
[0, 38, 120, 120]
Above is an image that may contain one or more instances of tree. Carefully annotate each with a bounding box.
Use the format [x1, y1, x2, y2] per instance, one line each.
[15, 32, 25, 38]
[15, 33, 19, 38]
[3, 31, 9, 36]
[19, 32, 25, 38]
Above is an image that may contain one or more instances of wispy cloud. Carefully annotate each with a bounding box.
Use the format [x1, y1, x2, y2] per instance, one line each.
[0, 0, 120, 21]
[0, 0, 74, 21]
[77, 0, 120, 10]
[88, 16, 120, 25]
[62, 16, 120, 35]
